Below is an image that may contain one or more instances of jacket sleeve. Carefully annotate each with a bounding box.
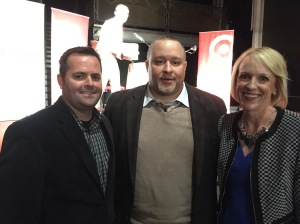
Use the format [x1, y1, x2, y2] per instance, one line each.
[0, 121, 46, 223]
[295, 148, 300, 222]
[218, 114, 226, 135]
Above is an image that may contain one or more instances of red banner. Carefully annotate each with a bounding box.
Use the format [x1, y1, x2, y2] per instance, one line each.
[51, 8, 89, 104]
[197, 30, 234, 113]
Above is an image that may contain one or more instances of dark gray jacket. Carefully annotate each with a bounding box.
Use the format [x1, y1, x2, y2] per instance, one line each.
[217, 108, 300, 224]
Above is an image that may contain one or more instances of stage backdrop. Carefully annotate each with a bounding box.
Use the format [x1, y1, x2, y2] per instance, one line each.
[51, 8, 89, 104]
[197, 30, 234, 113]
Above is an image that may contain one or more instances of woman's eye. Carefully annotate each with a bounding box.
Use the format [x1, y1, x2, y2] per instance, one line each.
[239, 74, 249, 80]
[259, 76, 269, 82]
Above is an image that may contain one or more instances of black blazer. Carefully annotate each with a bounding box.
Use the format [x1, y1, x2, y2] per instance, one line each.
[104, 83, 227, 224]
[0, 97, 115, 224]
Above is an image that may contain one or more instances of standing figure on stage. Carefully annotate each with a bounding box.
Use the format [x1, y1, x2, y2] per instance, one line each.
[95, 4, 130, 93]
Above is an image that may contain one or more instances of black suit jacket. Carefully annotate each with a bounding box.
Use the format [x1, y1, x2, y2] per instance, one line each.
[0, 97, 115, 224]
[104, 83, 227, 224]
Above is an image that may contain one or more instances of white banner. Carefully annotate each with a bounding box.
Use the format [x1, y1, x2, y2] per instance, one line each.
[0, 1, 45, 120]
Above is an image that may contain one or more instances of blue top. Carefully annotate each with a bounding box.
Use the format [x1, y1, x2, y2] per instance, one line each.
[220, 142, 255, 224]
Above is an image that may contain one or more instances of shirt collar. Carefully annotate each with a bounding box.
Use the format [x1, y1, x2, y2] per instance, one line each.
[143, 83, 189, 107]
[62, 99, 101, 131]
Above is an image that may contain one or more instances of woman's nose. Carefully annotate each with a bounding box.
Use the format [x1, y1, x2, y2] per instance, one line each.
[246, 79, 257, 89]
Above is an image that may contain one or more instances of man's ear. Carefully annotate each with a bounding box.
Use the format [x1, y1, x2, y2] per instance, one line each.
[145, 60, 149, 72]
[57, 74, 63, 89]
[184, 61, 187, 73]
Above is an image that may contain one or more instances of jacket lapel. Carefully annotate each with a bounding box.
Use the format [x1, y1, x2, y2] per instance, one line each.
[55, 98, 104, 195]
[187, 85, 207, 187]
[126, 85, 146, 188]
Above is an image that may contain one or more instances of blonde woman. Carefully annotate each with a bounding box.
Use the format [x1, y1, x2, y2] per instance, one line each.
[217, 47, 300, 224]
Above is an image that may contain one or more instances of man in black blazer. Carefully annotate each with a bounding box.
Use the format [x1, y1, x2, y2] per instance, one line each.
[0, 47, 115, 223]
[104, 35, 227, 223]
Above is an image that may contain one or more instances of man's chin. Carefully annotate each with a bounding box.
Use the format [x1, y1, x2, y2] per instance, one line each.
[158, 83, 176, 94]
[158, 86, 176, 95]
[81, 99, 101, 107]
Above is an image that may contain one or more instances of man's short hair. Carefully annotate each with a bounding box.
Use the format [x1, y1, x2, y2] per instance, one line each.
[59, 46, 101, 80]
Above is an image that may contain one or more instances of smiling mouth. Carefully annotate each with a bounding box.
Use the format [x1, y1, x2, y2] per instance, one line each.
[244, 93, 259, 98]
[81, 91, 97, 95]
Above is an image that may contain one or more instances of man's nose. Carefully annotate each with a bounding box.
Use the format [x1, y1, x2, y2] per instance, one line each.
[85, 76, 94, 86]
[163, 61, 172, 72]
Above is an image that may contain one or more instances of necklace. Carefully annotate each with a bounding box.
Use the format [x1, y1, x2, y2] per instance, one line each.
[238, 110, 274, 148]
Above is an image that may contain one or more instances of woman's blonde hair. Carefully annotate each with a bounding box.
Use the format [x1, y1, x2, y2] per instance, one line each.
[231, 46, 289, 109]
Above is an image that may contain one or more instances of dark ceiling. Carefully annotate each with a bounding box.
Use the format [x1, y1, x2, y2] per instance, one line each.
[178, 0, 213, 5]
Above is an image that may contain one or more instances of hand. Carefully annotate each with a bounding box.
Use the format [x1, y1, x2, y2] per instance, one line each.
[90, 40, 98, 49]
[120, 53, 131, 61]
